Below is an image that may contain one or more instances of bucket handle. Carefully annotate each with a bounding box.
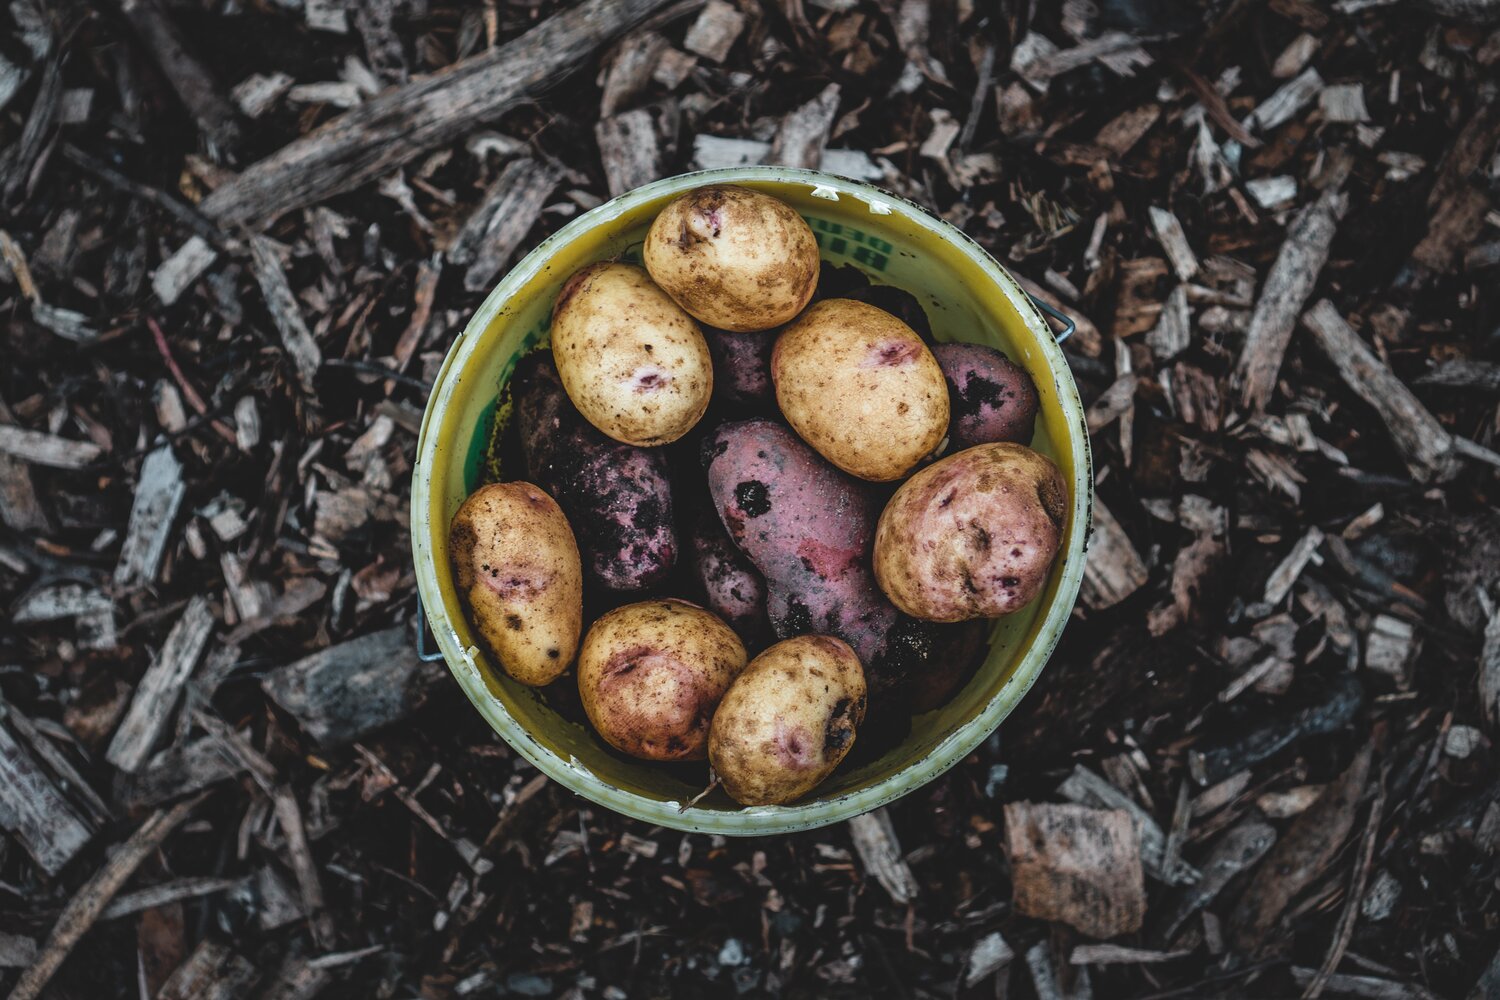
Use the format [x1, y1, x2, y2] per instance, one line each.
[1026, 293, 1076, 344]
[415, 593, 446, 662]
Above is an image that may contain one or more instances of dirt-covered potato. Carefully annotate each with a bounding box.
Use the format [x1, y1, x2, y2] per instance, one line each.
[449, 483, 582, 686]
[874, 443, 1067, 622]
[904, 619, 987, 713]
[708, 635, 867, 805]
[644, 185, 819, 332]
[704, 326, 775, 409]
[550, 263, 711, 446]
[688, 509, 769, 646]
[772, 299, 949, 482]
[703, 419, 896, 663]
[577, 599, 747, 761]
[932, 343, 1040, 449]
[513, 353, 676, 591]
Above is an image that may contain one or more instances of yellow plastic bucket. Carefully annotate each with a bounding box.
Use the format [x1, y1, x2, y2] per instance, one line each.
[412, 166, 1092, 835]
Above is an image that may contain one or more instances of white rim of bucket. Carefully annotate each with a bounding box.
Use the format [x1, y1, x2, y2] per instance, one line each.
[412, 166, 1094, 835]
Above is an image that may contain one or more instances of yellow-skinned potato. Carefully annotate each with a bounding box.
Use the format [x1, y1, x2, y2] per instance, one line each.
[772, 299, 949, 481]
[874, 443, 1067, 622]
[708, 635, 866, 806]
[578, 600, 747, 761]
[448, 483, 583, 686]
[550, 263, 712, 446]
[644, 185, 819, 332]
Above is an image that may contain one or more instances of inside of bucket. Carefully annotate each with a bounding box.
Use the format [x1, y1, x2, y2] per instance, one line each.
[427, 177, 1080, 814]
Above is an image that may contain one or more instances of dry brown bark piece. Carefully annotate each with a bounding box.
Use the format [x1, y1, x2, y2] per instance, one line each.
[847, 808, 918, 905]
[451, 158, 562, 293]
[105, 595, 215, 773]
[1080, 499, 1148, 611]
[1410, 95, 1500, 274]
[1301, 299, 1460, 482]
[8, 793, 205, 1000]
[155, 939, 260, 1000]
[199, 0, 676, 228]
[259, 627, 445, 746]
[595, 109, 663, 197]
[769, 83, 842, 170]
[117, 0, 240, 157]
[1233, 184, 1345, 413]
[0, 712, 93, 876]
[1004, 801, 1147, 938]
[1229, 741, 1374, 957]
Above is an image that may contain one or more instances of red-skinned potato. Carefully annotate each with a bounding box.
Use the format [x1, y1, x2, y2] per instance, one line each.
[773, 299, 949, 482]
[874, 443, 1067, 622]
[449, 483, 582, 686]
[708, 635, 866, 805]
[644, 185, 819, 332]
[578, 600, 746, 761]
[550, 262, 712, 447]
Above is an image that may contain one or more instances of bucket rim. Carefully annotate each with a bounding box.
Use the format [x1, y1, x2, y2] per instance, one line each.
[411, 165, 1094, 835]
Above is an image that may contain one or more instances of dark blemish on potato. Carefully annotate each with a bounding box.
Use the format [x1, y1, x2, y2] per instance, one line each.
[824, 698, 854, 751]
[505, 614, 523, 631]
[634, 371, 664, 392]
[734, 480, 771, 517]
[968, 522, 991, 552]
[1037, 476, 1067, 527]
[938, 490, 956, 508]
[701, 437, 730, 467]
[547, 648, 560, 660]
[783, 599, 813, 634]
[1002, 576, 1020, 588]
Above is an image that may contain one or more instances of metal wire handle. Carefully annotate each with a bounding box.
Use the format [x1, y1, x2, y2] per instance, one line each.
[415, 593, 445, 662]
[1026, 293, 1076, 344]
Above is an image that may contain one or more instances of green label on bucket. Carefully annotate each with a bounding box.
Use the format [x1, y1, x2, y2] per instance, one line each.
[802, 216, 891, 273]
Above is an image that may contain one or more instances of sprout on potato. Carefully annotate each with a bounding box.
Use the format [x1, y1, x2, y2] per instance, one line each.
[578, 600, 746, 761]
[644, 185, 819, 332]
[874, 442, 1067, 622]
[449, 483, 583, 686]
[709, 635, 867, 805]
[550, 262, 712, 447]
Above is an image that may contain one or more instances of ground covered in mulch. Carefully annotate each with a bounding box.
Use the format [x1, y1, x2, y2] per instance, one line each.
[2, 0, 1499, 997]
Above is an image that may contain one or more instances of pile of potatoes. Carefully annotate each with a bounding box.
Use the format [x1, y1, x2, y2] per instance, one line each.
[449, 185, 1067, 807]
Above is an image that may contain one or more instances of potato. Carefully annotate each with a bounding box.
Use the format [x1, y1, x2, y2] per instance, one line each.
[772, 299, 949, 482]
[550, 262, 712, 446]
[448, 482, 582, 686]
[704, 326, 775, 409]
[932, 343, 1040, 449]
[703, 419, 896, 663]
[578, 599, 746, 761]
[688, 509, 769, 646]
[874, 443, 1067, 622]
[513, 352, 677, 591]
[644, 185, 819, 332]
[708, 635, 866, 805]
[901, 619, 987, 713]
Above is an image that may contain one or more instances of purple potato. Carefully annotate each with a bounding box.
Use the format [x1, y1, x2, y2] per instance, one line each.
[689, 508, 770, 645]
[704, 327, 775, 407]
[932, 343, 1040, 449]
[703, 420, 898, 665]
[904, 619, 987, 713]
[512, 352, 676, 591]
